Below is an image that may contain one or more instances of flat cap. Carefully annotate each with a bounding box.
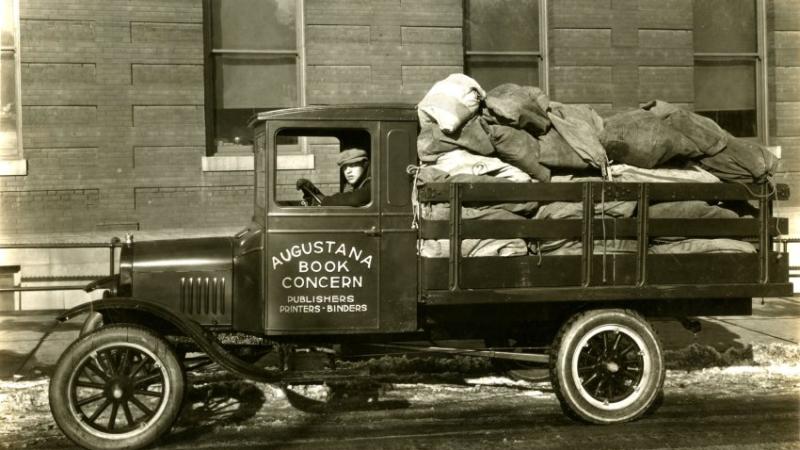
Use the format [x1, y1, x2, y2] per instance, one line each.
[336, 148, 368, 166]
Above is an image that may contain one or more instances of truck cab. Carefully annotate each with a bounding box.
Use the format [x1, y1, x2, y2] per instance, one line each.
[241, 104, 420, 336]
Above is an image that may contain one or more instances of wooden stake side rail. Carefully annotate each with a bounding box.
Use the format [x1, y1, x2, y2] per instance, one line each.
[417, 181, 791, 299]
[417, 182, 791, 203]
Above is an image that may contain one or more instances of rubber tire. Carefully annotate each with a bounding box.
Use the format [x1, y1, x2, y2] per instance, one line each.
[49, 325, 185, 450]
[549, 309, 665, 424]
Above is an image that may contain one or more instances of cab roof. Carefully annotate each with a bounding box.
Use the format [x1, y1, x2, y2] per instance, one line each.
[249, 104, 418, 126]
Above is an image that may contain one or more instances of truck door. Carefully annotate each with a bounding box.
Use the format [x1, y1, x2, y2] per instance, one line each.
[264, 122, 384, 335]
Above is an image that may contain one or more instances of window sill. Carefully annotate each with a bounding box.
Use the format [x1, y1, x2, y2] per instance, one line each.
[0, 159, 27, 176]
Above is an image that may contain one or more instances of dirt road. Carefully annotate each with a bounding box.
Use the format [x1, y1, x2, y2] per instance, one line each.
[2, 365, 798, 450]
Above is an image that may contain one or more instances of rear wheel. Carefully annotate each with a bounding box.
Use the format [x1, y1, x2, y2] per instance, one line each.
[49, 325, 184, 450]
[549, 309, 664, 424]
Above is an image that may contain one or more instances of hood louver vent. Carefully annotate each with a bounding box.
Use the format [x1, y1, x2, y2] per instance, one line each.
[180, 276, 226, 315]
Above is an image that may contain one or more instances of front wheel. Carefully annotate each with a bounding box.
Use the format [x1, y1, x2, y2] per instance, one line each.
[49, 325, 185, 450]
[550, 309, 664, 424]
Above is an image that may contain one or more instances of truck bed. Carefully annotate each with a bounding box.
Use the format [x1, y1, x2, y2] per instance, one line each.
[417, 181, 791, 305]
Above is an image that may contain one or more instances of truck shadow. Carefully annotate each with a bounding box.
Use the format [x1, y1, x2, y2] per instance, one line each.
[171, 380, 266, 436]
[164, 378, 410, 446]
[282, 382, 411, 413]
[654, 317, 748, 351]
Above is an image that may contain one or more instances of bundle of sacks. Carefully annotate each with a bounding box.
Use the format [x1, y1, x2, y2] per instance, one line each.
[415, 74, 779, 258]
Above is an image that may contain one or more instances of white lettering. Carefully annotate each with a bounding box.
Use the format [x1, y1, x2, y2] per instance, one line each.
[271, 241, 375, 271]
[360, 255, 373, 269]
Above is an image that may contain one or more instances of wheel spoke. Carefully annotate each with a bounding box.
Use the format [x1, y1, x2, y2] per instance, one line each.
[122, 401, 135, 427]
[84, 361, 110, 382]
[75, 381, 106, 390]
[108, 402, 119, 431]
[98, 351, 117, 377]
[582, 372, 599, 388]
[618, 342, 637, 357]
[77, 392, 106, 407]
[129, 395, 154, 417]
[117, 348, 131, 375]
[88, 399, 111, 422]
[594, 379, 605, 397]
[128, 357, 149, 379]
[616, 370, 636, 384]
[134, 372, 162, 388]
[134, 388, 162, 398]
[612, 332, 622, 351]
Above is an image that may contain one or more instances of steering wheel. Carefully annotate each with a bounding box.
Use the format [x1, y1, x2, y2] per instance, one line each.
[296, 179, 323, 206]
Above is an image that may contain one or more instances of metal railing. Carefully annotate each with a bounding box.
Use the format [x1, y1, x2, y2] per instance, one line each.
[778, 238, 800, 278]
[0, 238, 121, 293]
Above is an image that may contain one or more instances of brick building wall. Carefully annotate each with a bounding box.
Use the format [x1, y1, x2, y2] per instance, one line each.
[549, 0, 693, 114]
[770, 0, 800, 220]
[1, 0, 799, 308]
[1, 0, 253, 237]
[305, 0, 463, 105]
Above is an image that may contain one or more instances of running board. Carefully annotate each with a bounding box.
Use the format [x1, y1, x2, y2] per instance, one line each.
[373, 343, 550, 364]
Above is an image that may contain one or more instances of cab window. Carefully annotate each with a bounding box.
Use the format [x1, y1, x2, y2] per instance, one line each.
[274, 128, 371, 208]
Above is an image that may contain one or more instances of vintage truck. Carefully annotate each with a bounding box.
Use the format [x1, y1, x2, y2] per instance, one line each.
[49, 104, 791, 450]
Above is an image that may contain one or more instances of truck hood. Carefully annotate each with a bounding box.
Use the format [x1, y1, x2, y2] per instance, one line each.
[131, 237, 233, 272]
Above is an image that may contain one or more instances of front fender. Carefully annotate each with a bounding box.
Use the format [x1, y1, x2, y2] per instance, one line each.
[58, 298, 190, 327]
[57, 299, 284, 383]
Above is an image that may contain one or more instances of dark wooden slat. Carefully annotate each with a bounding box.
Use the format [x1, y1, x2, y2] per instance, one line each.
[417, 182, 789, 203]
[647, 254, 759, 284]
[649, 218, 788, 237]
[422, 218, 787, 240]
[422, 253, 788, 290]
[591, 183, 641, 201]
[417, 183, 584, 203]
[648, 183, 772, 201]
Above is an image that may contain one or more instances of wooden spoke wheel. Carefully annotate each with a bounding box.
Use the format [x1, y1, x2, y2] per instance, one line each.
[50, 325, 184, 450]
[550, 309, 665, 424]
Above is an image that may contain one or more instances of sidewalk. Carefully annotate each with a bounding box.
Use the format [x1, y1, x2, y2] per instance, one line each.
[0, 297, 798, 379]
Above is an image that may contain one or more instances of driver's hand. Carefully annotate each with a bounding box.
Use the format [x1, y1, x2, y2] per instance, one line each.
[296, 178, 322, 195]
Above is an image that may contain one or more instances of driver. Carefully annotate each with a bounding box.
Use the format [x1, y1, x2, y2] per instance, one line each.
[296, 148, 371, 207]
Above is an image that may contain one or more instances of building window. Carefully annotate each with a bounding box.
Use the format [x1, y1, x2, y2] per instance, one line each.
[693, 0, 766, 140]
[464, 0, 548, 93]
[1, 0, 22, 159]
[204, 0, 304, 155]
